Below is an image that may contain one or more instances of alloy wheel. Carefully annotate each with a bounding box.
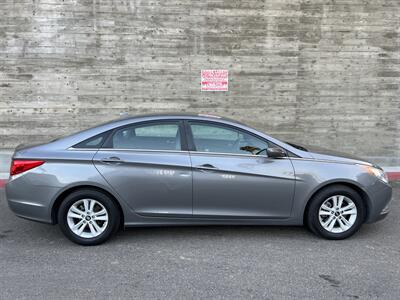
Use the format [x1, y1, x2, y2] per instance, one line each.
[66, 199, 109, 238]
[318, 195, 358, 233]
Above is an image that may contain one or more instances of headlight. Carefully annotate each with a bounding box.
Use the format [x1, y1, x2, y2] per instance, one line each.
[362, 165, 389, 184]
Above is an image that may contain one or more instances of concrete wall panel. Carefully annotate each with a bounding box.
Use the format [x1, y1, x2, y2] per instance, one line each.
[0, 0, 399, 165]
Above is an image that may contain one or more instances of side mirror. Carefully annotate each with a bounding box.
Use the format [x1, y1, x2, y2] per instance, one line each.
[267, 147, 287, 158]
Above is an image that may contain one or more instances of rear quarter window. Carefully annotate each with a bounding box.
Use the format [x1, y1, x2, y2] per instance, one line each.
[73, 132, 109, 149]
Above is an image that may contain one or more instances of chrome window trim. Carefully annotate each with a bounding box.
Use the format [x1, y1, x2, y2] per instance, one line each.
[68, 146, 271, 158]
[99, 148, 189, 154]
[89, 147, 189, 154]
[189, 150, 270, 159]
[68, 147, 99, 151]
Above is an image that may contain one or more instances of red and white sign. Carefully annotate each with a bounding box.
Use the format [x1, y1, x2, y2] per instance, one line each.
[201, 70, 228, 91]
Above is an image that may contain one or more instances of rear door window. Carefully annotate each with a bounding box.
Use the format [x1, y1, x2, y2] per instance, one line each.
[110, 122, 182, 151]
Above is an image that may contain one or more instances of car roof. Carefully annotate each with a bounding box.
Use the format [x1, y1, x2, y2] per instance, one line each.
[113, 112, 245, 125]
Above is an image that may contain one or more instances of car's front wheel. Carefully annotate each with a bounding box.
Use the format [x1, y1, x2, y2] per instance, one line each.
[58, 189, 120, 245]
[306, 185, 365, 239]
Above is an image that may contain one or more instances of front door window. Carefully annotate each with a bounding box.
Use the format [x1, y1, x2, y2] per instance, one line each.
[189, 122, 269, 155]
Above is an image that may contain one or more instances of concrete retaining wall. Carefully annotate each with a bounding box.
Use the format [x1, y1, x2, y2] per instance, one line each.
[0, 0, 399, 165]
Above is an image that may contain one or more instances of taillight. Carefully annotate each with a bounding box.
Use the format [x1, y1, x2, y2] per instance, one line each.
[10, 160, 44, 176]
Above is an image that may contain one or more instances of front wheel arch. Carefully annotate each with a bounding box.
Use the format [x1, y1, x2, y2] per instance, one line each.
[303, 182, 370, 225]
[51, 185, 124, 228]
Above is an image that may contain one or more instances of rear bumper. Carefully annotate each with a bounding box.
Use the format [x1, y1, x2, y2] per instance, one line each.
[5, 179, 57, 224]
[365, 181, 392, 224]
[7, 198, 53, 224]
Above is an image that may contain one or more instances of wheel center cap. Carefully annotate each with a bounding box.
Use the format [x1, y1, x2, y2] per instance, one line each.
[335, 212, 340, 217]
[85, 215, 91, 221]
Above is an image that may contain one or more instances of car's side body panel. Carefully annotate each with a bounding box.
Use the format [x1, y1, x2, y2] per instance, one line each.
[6, 152, 109, 223]
[6, 154, 392, 227]
[290, 159, 392, 223]
[190, 152, 296, 218]
[93, 149, 193, 217]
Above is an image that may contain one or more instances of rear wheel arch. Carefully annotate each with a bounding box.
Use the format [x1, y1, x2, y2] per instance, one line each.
[303, 182, 370, 225]
[51, 185, 124, 227]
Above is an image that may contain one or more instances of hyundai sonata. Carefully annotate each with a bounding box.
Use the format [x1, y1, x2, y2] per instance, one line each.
[6, 114, 392, 245]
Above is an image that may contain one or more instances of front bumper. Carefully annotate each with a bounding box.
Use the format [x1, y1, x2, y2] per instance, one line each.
[365, 180, 392, 223]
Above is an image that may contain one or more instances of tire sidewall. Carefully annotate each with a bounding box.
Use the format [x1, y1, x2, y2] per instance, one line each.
[58, 189, 120, 246]
[308, 186, 365, 240]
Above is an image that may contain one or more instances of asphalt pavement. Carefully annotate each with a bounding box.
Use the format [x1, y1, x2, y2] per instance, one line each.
[0, 185, 399, 299]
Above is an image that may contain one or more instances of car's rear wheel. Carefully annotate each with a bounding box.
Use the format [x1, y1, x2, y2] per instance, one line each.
[306, 185, 365, 239]
[58, 189, 120, 245]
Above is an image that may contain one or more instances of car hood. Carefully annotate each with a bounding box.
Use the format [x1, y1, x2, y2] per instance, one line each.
[287, 142, 374, 166]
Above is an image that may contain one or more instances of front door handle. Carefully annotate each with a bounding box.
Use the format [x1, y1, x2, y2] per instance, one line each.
[196, 163, 218, 170]
[100, 156, 124, 164]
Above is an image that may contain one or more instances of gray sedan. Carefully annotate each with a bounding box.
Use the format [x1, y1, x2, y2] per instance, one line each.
[5, 114, 392, 245]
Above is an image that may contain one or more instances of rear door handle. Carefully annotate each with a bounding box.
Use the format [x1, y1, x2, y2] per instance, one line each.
[196, 163, 218, 170]
[100, 156, 124, 164]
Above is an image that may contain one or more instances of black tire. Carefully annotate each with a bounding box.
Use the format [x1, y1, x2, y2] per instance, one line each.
[306, 185, 366, 240]
[58, 189, 120, 246]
